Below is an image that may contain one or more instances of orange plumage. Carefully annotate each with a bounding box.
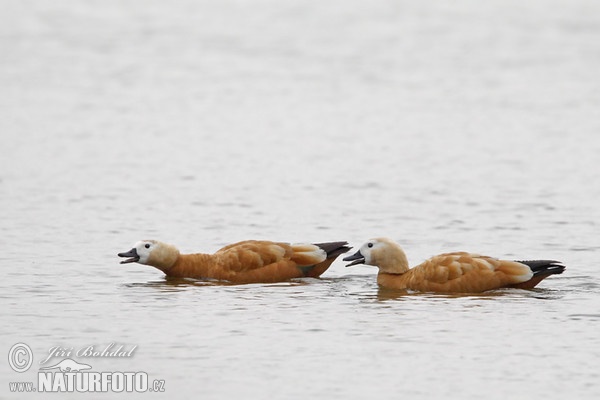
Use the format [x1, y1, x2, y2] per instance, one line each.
[344, 238, 565, 293]
[118, 240, 350, 284]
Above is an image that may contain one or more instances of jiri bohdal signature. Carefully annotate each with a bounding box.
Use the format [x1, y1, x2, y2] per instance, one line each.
[39, 343, 137, 365]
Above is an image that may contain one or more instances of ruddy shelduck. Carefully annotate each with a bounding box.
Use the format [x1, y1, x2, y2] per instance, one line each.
[344, 238, 565, 293]
[118, 240, 351, 283]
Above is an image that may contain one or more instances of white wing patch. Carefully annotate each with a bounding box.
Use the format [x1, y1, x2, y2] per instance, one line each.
[291, 243, 327, 265]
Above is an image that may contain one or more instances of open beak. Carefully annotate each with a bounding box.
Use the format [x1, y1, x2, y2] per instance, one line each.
[118, 248, 140, 264]
[343, 250, 366, 267]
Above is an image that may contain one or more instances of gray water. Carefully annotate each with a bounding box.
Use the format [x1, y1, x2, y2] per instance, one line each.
[2, 0, 600, 398]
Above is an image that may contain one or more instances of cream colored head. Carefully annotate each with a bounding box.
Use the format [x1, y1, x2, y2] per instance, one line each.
[343, 238, 409, 274]
[118, 240, 180, 272]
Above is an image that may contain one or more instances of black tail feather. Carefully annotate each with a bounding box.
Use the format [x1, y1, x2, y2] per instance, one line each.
[314, 241, 352, 259]
[515, 260, 566, 276]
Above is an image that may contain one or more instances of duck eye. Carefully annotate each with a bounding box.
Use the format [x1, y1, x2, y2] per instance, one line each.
[145, 244, 151, 249]
[367, 243, 373, 248]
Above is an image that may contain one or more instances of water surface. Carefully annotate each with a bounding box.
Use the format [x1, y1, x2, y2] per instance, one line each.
[1, 0, 599, 399]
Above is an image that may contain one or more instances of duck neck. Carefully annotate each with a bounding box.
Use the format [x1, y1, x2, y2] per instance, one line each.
[147, 244, 180, 271]
[377, 249, 410, 275]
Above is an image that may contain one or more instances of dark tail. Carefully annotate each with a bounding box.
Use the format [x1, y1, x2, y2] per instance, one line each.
[305, 242, 352, 278]
[517, 260, 566, 276]
[314, 241, 352, 259]
[511, 260, 566, 289]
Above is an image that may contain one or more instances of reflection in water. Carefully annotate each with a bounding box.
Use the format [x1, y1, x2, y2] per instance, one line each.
[376, 286, 411, 301]
[124, 277, 229, 291]
[124, 276, 316, 292]
[375, 286, 567, 302]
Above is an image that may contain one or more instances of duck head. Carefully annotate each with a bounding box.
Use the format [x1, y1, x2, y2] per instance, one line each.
[118, 240, 180, 272]
[343, 238, 410, 274]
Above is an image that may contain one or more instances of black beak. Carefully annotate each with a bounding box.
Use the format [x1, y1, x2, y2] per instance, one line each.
[343, 250, 366, 267]
[118, 248, 140, 264]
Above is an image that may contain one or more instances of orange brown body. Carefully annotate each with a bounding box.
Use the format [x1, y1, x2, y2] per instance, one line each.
[119, 240, 350, 284]
[345, 238, 565, 293]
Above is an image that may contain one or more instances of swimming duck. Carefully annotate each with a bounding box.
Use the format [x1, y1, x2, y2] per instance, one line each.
[118, 240, 350, 283]
[344, 238, 565, 293]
